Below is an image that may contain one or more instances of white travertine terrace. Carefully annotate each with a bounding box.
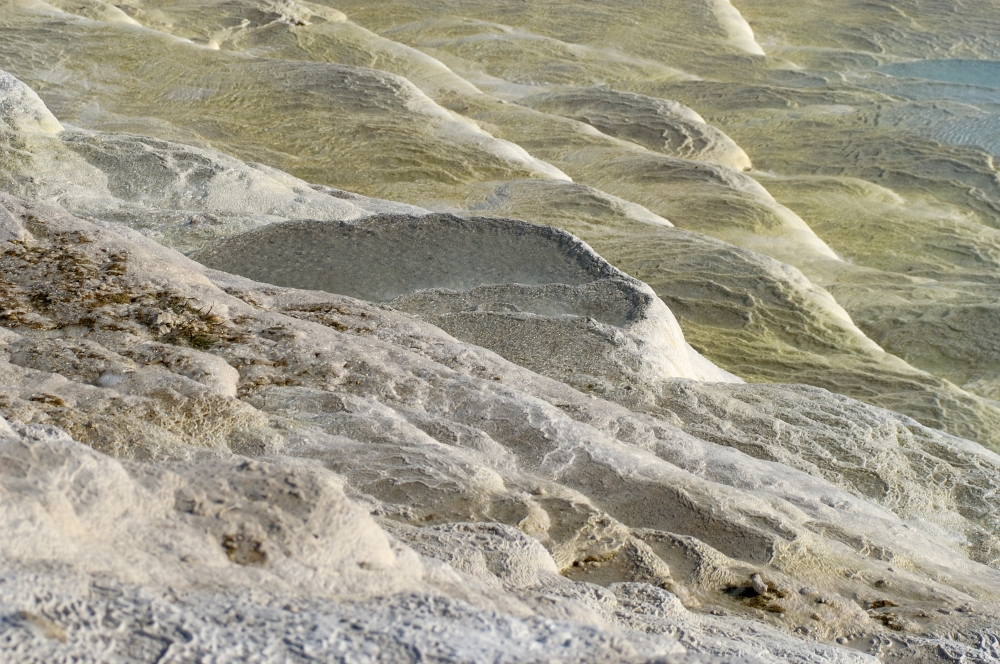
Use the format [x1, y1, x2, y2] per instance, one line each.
[3, 0, 1000, 660]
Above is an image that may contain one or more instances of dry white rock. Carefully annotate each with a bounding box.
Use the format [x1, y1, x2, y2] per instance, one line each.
[0, 190, 995, 663]
[191, 213, 738, 396]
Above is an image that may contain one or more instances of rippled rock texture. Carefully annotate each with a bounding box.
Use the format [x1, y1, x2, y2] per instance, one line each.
[3, 0, 1000, 662]
[5, 0, 1000, 447]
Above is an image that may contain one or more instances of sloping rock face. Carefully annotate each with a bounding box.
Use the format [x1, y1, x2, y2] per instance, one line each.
[3, 192, 1000, 661]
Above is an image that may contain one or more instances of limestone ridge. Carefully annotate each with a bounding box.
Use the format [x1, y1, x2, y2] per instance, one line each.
[192, 213, 739, 398]
[520, 87, 753, 171]
[0, 71, 429, 255]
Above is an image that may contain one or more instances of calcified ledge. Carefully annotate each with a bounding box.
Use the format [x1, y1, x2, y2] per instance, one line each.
[3, 187, 1000, 661]
[191, 213, 737, 393]
[3, 0, 1000, 662]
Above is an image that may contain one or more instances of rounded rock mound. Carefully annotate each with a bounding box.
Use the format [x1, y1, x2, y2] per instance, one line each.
[193, 214, 735, 393]
[195, 214, 617, 300]
[520, 86, 752, 171]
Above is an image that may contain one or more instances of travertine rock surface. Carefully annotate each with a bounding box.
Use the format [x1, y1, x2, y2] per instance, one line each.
[1, 190, 999, 661]
[192, 213, 738, 398]
[3, 0, 1000, 661]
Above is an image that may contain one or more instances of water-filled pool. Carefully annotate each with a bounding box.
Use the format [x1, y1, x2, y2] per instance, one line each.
[878, 59, 1000, 89]
[867, 60, 1000, 157]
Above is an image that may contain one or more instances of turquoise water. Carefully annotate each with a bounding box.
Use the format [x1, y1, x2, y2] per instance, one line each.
[879, 59, 1000, 89]
[866, 60, 1000, 157]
